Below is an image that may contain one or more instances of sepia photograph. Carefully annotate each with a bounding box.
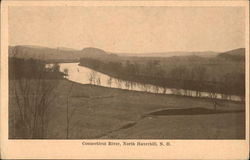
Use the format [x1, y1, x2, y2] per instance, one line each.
[8, 4, 246, 140]
[1, 0, 249, 159]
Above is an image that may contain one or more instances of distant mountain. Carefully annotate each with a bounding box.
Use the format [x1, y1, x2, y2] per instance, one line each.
[115, 51, 218, 58]
[9, 45, 245, 62]
[57, 47, 76, 51]
[217, 48, 245, 61]
[81, 47, 107, 58]
[9, 45, 82, 62]
[9, 45, 120, 62]
[81, 47, 120, 61]
[20, 45, 51, 49]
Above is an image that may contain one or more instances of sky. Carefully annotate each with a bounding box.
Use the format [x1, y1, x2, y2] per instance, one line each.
[8, 6, 245, 53]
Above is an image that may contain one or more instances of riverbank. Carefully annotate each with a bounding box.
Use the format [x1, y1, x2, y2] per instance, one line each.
[57, 62, 242, 101]
[79, 56, 245, 99]
[9, 79, 245, 139]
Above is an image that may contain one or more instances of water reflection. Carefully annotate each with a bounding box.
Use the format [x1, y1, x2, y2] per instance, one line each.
[56, 63, 241, 101]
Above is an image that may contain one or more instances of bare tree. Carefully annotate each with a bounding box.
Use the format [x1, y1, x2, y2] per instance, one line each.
[11, 58, 60, 138]
[96, 76, 101, 85]
[163, 87, 167, 94]
[153, 86, 159, 93]
[192, 66, 207, 97]
[124, 80, 130, 90]
[210, 78, 219, 112]
[115, 79, 122, 88]
[88, 71, 97, 84]
[65, 81, 78, 139]
[107, 76, 113, 87]
[63, 68, 69, 78]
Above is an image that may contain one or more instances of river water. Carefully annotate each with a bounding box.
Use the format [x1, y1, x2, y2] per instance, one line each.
[55, 63, 241, 101]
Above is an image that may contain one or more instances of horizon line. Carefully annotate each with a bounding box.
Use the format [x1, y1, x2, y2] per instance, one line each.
[8, 44, 245, 54]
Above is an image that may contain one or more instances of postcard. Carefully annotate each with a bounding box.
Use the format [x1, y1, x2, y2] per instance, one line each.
[1, 0, 249, 159]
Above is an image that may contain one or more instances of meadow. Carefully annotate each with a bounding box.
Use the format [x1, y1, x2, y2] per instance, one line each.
[9, 79, 245, 139]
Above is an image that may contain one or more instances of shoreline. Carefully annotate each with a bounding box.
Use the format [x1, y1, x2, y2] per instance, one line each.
[63, 78, 244, 104]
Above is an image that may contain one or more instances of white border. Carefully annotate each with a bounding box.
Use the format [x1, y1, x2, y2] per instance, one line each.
[1, 1, 249, 159]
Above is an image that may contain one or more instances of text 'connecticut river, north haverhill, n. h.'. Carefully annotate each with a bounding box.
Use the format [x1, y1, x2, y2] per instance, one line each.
[82, 141, 171, 146]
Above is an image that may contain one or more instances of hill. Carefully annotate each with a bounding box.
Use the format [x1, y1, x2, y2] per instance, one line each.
[81, 47, 120, 61]
[9, 45, 82, 62]
[217, 48, 245, 61]
[8, 45, 120, 62]
[9, 45, 245, 63]
[115, 51, 218, 58]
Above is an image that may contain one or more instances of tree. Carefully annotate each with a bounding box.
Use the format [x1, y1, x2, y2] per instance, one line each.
[63, 68, 69, 78]
[115, 79, 122, 88]
[107, 76, 113, 87]
[124, 80, 130, 90]
[65, 81, 78, 139]
[10, 57, 61, 138]
[96, 77, 101, 85]
[52, 63, 60, 72]
[88, 71, 97, 84]
[210, 78, 219, 111]
[192, 66, 207, 97]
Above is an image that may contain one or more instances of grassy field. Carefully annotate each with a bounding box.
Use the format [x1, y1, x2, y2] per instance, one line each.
[9, 79, 245, 139]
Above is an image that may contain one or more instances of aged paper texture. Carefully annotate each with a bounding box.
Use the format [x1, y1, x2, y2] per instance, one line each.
[1, 0, 249, 159]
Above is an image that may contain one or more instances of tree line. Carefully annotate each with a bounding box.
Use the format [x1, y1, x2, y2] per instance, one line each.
[79, 58, 245, 101]
[9, 57, 64, 79]
[9, 57, 64, 138]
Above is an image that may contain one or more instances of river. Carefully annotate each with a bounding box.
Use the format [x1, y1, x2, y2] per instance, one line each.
[54, 63, 241, 101]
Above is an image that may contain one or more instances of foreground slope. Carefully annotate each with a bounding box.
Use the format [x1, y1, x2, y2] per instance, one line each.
[9, 80, 245, 139]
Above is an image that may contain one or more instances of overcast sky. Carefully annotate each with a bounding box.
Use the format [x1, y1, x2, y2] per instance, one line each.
[9, 6, 245, 53]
